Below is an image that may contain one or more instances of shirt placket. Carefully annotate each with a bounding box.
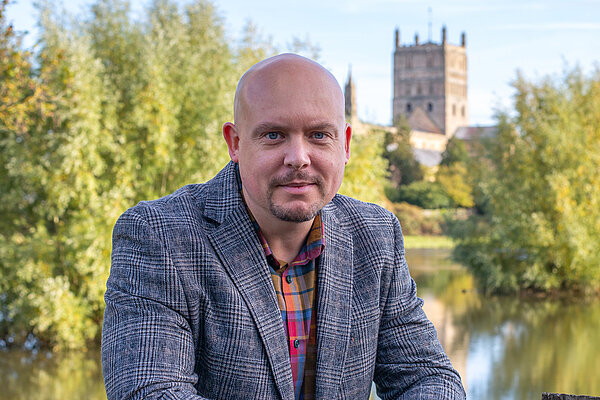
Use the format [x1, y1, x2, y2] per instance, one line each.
[281, 267, 304, 398]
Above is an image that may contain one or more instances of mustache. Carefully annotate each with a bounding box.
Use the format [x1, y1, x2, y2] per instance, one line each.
[270, 171, 323, 186]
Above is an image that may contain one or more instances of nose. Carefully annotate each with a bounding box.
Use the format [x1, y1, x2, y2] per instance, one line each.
[284, 137, 310, 170]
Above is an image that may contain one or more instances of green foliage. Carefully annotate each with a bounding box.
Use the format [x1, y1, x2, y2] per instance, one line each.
[383, 115, 423, 186]
[389, 202, 446, 236]
[440, 135, 469, 166]
[451, 66, 600, 294]
[339, 129, 388, 205]
[0, 0, 281, 350]
[392, 180, 452, 209]
[235, 20, 277, 75]
[436, 163, 474, 208]
[436, 136, 474, 208]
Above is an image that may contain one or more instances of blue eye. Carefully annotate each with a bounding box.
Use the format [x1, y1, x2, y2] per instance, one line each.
[267, 132, 280, 140]
[313, 132, 325, 139]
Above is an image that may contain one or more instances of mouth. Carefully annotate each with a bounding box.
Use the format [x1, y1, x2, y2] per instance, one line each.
[270, 172, 323, 196]
[280, 181, 314, 187]
[277, 181, 316, 195]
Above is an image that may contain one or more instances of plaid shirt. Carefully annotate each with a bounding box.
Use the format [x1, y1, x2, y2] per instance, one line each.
[237, 166, 324, 400]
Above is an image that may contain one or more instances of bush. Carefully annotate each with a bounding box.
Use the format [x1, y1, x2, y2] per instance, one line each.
[339, 129, 388, 205]
[392, 181, 453, 209]
[390, 202, 446, 236]
[450, 67, 600, 295]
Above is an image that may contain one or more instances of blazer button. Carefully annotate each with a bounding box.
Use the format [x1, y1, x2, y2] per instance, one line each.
[294, 339, 300, 348]
[286, 275, 292, 284]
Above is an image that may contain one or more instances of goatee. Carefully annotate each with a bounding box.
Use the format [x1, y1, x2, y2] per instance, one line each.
[267, 171, 326, 222]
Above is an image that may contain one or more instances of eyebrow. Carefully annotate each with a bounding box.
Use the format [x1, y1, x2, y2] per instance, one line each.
[308, 122, 339, 136]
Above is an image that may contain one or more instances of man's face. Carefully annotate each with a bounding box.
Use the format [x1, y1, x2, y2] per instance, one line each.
[223, 55, 351, 225]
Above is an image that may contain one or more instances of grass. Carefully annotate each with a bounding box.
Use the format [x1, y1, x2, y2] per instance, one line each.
[403, 235, 454, 249]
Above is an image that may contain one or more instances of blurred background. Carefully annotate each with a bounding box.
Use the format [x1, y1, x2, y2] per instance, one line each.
[1, 0, 599, 399]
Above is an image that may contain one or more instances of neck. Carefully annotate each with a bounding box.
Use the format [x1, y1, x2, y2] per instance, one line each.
[253, 210, 314, 264]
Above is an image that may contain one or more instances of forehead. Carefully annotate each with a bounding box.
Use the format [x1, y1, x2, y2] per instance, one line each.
[236, 58, 344, 124]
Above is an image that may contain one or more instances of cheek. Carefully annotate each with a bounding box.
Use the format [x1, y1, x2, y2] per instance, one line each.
[317, 155, 346, 188]
[238, 154, 276, 192]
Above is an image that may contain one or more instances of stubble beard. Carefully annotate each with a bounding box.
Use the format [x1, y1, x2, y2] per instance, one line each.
[267, 171, 327, 223]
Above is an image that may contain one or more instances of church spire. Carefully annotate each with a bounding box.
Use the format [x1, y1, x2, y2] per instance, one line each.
[344, 65, 356, 121]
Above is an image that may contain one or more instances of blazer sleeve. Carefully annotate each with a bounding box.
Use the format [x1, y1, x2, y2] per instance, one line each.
[373, 216, 466, 399]
[101, 207, 210, 400]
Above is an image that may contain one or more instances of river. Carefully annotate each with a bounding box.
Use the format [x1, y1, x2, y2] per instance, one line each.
[1, 249, 599, 399]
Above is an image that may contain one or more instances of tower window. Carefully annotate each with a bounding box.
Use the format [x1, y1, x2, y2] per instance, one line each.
[461, 106, 465, 117]
[427, 103, 433, 112]
[406, 103, 412, 113]
[452, 104, 456, 116]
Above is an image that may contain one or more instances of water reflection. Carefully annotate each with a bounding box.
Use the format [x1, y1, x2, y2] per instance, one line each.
[2, 249, 599, 400]
[407, 248, 600, 400]
[0, 349, 105, 400]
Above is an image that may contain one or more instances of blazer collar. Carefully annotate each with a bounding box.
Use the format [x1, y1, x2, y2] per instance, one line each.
[315, 201, 354, 398]
[204, 162, 295, 399]
[203, 161, 243, 224]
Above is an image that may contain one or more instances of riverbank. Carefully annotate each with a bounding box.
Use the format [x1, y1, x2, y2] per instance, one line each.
[403, 235, 454, 249]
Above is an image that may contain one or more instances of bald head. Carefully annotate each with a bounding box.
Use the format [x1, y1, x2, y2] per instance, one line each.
[233, 54, 345, 126]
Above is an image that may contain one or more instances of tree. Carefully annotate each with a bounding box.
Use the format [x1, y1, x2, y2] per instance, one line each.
[395, 181, 452, 209]
[440, 135, 469, 166]
[451, 67, 600, 294]
[235, 20, 276, 76]
[384, 115, 422, 187]
[0, 0, 133, 349]
[0, 0, 86, 348]
[0, 0, 256, 350]
[339, 128, 388, 205]
[436, 136, 474, 208]
[435, 163, 474, 208]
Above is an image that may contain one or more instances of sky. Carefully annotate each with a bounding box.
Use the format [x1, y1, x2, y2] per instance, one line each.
[5, 0, 600, 126]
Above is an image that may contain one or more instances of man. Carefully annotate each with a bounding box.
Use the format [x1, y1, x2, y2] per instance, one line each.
[102, 54, 465, 400]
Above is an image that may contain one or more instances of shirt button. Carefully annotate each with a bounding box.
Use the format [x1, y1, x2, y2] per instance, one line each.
[294, 339, 300, 348]
[286, 275, 292, 284]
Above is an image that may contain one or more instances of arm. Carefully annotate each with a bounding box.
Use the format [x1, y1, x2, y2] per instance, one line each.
[101, 207, 210, 400]
[373, 216, 466, 399]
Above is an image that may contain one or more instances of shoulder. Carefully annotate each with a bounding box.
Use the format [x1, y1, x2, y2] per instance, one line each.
[113, 183, 211, 244]
[330, 194, 397, 227]
[116, 162, 239, 229]
[124, 183, 206, 220]
[327, 194, 402, 242]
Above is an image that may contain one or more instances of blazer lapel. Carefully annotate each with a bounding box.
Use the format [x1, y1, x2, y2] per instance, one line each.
[315, 203, 354, 398]
[204, 163, 295, 400]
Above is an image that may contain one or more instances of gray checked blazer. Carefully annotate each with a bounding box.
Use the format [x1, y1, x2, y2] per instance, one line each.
[101, 161, 465, 400]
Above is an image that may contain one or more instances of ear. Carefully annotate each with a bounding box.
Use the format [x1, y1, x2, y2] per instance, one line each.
[343, 123, 352, 164]
[222, 122, 240, 163]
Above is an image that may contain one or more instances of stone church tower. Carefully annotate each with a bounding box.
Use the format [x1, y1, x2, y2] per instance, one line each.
[392, 26, 468, 137]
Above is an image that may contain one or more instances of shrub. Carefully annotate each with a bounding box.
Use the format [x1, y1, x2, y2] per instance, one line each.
[394, 181, 453, 209]
[390, 202, 446, 236]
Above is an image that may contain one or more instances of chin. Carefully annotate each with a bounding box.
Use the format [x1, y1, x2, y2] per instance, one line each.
[269, 202, 323, 223]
